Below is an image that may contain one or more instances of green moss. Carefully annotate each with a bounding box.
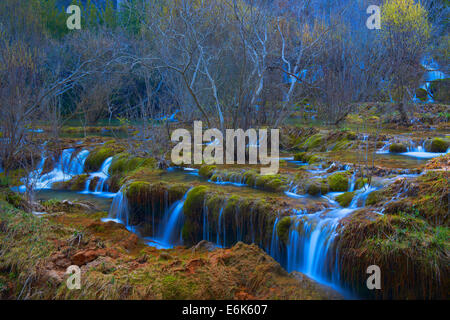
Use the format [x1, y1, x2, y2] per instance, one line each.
[126, 181, 151, 198]
[110, 153, 156, 175]
[355, 177, 368, 190]
[198, 165, 216, 179]
[255, 175, 288, 192]
[276, 217, 292, 244]
[294, 152, 308, 162]
[299, 134, 324, 151]
[327, 172, 349, 192]
[425, 138, 449, 153]
[366, 190, 382, 206]
[243, 170, 258, 186]
[389, 143, 407, 153]
[84, 147, 117, 172]
[184, 186, 208, 217]
[336, 192, 355, 207]
[332, 139, 350, 151]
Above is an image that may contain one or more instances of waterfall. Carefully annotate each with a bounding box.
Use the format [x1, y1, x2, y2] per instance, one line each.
[81, 157, 115, 197]
[103, 185, 129, 225]
[270, 217, 281, 262]
[23, 148, 89, 191]
[160, 190, 190, 245]
[284, 184, 377, 292]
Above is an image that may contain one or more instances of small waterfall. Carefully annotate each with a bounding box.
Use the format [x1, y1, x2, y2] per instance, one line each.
[159, 188, 192, 245]
[216, 207, 225, 247]
[103, 185, 129, 225]
[284, 184, 377, 292]
[82, 157, 114, 196]
[270, 217, 281, 262]
[24, 149, 89, 190]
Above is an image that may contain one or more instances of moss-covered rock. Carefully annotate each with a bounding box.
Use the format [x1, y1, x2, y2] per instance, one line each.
[424, 138, 449, 153]
[299, 134, 324, 151]
[52, 174, 89, 191]
[365, 190, 383, 206]
[338, 210, 449, 299]
[276, 216, 292, 244]
[355, 177, 368, 190]
[198, 165, 216, 179]
[430, 78, 450, 103]
[335, 192, 355, 207]
[327, 172, 349, 192]
[389, 143, 407, 153]
[110, 153, 156, 176]
[84, 146, 117, 172]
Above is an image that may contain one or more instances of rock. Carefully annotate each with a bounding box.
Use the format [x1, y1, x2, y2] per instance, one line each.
[72, 249, 105, 266]
[425, 138, 449, 153]
[191, 240, 217, 252]
[389, 143, 407, 153]
[121, 234, 139, 251]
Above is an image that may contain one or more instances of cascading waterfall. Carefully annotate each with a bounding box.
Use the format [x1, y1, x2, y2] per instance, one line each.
[158, 188, 192, 246]
[377, 140, 449, 159]
[103, 185, 129, 225]
[81, 157, 115, 197]
[282, 184, 377, 293]
[22, 148, 90, 191]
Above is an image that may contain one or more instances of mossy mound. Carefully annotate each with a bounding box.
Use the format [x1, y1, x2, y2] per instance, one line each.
[198, 165, 216, 179]
[294, 152, 323, 164]
[299, 134, 324, 151]
[337, 210, 449, 299]
[389, 143, 407, 153]
[335, 192, 355, 207]
[424, 138, 449, 153]
[276, 216, 292, 244]
[84, 146, 118, 172]
[430, 78, 450, 103]
[354, 177, 368, 190]
[110, 153, 156, 176]
[327, 172, 349, 192]
[52, 174, 89, 191]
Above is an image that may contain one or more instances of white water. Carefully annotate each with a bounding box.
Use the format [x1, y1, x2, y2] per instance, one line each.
[81, 157, 116, 198]
[20, 149, 90, 191]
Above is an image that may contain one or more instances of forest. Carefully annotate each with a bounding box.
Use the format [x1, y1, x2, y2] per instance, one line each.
[0, 0, 448, 301]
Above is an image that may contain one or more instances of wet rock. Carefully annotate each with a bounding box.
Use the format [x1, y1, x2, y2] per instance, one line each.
[389, 143, 407, 153]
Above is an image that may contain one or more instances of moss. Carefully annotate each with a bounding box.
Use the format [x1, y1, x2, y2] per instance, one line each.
[389, 143, 407, 153]
[338, 211, 449, 299]
[299, 134, 324, 151]
[425, 138, 449, 153]
[429, 78, 450, 103]
[366, 190, 382, 206]
[84, 147, 117, 172]
[198, 165, 216, 179]
[276, 217, 292, 244]
[355, 177, 368, 190]
[332, 139, 350, 151]
[183, 186, 208, 217]
[327, 172, 349, 192]
[110, 153, 157, 176]
[255, 175, 288, 192]
[294, 152, 308, 162]
[243, 170, 258, 186]
[336, 192, 355, 207]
